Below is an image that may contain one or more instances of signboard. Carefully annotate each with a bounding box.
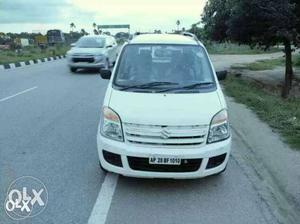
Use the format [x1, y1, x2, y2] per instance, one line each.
[98, 24, 130, 29]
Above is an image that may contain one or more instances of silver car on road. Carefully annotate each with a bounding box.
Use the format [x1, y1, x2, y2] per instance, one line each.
[66, 35, 118, 72]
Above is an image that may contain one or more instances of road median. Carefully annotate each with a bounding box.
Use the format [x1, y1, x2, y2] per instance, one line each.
[0, 55, 66, 70]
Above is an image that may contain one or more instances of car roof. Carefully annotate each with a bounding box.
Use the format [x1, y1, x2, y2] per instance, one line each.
[82, 35, 112, 39]
[130, 34, 201, 46]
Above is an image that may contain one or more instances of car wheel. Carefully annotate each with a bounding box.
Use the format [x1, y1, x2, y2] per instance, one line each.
[70, 67, 77, 73]
[99, 161, 108, 173]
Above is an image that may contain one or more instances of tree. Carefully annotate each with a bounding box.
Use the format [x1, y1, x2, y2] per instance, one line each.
[70, 22, 76, 32]
[292, 0, 300, 39]
[80, 28, 87, 36]
[93, 22, 97, 30]
[227, 0, 299, 97]
[176, 20, 181, 31]
[93, 29, 99, 35]
[188, 23, 206, 41]
[201, 0, 231, 41]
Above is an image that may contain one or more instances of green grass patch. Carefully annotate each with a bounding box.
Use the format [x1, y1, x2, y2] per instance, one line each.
[223, 75, 300, 150]
[206, 42, 281, 55]
[0, 45, 70, 64]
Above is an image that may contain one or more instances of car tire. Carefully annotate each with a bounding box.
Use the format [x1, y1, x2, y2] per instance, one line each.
[99, 161, 108, 173]
[70, 67, 77, 73]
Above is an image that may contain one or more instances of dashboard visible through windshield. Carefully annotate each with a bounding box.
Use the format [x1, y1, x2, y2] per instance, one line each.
[113, 44, 216, 93]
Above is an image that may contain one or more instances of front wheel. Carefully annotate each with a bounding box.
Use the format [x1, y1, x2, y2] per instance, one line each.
[70, 67, 77, 73]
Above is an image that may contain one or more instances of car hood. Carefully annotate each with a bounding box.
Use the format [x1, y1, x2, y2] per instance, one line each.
[109, 89, 222, 126]
[68, 47, 106, 55]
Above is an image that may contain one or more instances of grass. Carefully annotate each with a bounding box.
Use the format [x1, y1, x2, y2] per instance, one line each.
[222, 75, 300, 150]
[0, 45, 70, 64]
[231, 54, 300, 71]
[206, 42, 281, 55]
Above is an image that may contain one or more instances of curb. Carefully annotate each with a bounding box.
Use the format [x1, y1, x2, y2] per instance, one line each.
[0, 55, 66, 70]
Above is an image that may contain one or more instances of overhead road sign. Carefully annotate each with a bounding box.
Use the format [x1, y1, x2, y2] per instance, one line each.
[98, 24, 130, 29]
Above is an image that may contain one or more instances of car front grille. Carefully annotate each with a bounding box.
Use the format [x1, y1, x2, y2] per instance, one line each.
[127, 156, 202, 172]
[123, 123, 208, 146]
[72, 57, 94, 63]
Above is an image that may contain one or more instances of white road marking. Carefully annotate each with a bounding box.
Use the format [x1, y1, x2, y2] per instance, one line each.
[0, 86, 38, 102]
[88, 173, 119, 224]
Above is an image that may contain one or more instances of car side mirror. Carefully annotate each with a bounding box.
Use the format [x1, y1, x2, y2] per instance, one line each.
[100, 69, 111, 79]
[216, 70, 227, 81]
[70, 43, 76, 47]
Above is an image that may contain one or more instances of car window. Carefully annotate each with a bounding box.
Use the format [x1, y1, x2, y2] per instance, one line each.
[76, 37, 105, 48]
[113, 44, 215, 92]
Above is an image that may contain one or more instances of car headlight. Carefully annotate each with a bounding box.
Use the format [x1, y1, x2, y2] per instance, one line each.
[100, 107, 124, 141]
[207, 109, 230, 143]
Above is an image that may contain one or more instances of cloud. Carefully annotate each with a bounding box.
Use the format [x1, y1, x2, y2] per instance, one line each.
[0, 0, 206, 33]
[0, 0, 92, 24]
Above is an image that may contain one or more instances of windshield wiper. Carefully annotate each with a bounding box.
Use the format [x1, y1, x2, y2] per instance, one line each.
[157, 82, 214, 93]
[119, 82, 179, 90]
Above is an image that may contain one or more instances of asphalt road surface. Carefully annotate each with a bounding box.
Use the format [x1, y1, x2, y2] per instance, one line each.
[0, 59, 298, 224]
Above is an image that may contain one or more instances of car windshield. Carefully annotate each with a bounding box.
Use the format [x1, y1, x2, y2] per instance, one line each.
[113, 44, 215, 92]
[76, 37, 105, 48]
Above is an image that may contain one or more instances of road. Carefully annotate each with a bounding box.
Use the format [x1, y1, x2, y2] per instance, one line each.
[0, 58, 298, 224]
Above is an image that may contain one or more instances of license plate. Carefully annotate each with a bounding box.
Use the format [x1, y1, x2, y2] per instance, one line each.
[149, 156, 181, 165]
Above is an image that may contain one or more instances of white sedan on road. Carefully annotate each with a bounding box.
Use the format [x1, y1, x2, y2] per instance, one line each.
[66, 35, 118, 72]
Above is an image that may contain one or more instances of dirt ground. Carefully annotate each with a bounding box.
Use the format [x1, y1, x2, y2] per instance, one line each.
[210, 51, 300, 97]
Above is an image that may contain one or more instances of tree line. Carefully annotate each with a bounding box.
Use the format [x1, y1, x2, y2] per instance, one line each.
[200, 0, 300, 98]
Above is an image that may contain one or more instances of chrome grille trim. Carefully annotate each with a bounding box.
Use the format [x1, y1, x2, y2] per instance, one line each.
[123, 123, 208, 146]
[72, 53, 94, 57]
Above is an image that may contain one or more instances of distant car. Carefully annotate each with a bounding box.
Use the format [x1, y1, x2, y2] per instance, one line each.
[66, 35, 118, 73]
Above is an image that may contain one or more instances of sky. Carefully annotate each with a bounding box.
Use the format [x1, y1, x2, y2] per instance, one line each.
[0, 0, 207, 34]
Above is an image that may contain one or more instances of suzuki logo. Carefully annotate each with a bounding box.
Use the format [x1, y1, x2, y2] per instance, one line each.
[161, 129, 171, 139]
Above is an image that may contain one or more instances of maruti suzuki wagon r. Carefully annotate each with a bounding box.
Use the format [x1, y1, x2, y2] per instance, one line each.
[97, 33, 231, 178]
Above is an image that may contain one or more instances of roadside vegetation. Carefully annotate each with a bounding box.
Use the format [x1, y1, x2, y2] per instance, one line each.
[0, 45, 70, 64]
[222, 75, 300, 149]
[206, 42, 281, 55]
[197, 0, 300, 98]
[231, 55, 300, 71]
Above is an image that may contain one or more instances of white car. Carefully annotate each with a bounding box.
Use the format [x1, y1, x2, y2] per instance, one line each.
[66, 35, 118, 72]
[97, 33, 231, 179]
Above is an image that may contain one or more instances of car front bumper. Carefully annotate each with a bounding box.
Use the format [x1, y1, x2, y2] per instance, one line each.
[67, 56, 106, 69]
[97, 130, 232, 179]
